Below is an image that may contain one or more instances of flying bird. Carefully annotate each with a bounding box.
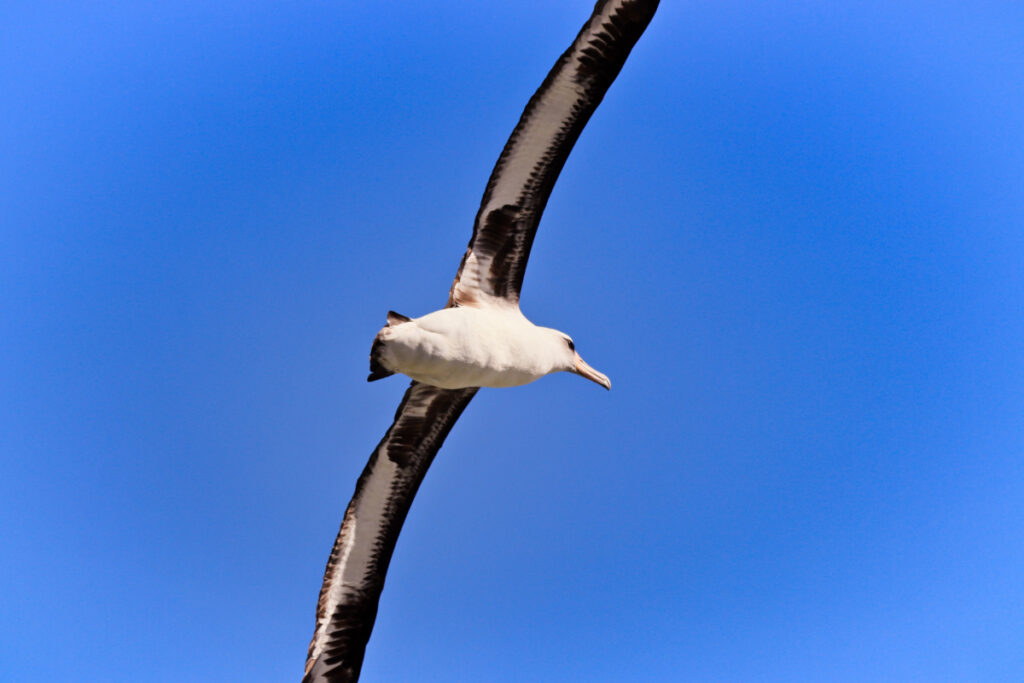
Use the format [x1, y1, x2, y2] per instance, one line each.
[303, 1, 659, 680]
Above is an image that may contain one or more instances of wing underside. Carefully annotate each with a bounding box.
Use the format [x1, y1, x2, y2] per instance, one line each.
[303, 382, 477, 683]
[449, 0, 659, 308]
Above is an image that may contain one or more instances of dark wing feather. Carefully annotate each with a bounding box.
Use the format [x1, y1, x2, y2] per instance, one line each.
[448, 0, 659, 308]
[303, 382, 477, 683]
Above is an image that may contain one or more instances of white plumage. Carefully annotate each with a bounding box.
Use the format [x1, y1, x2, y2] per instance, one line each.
[373, 306, 610, 390]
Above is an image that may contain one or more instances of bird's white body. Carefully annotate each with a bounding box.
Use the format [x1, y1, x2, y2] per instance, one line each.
[374, 306, 606, 390]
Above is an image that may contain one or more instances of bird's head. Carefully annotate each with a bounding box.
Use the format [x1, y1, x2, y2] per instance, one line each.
[544, 329, 611, 390]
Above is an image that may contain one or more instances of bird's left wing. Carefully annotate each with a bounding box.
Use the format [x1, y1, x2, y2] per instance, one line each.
[448, 0, 659, 308]
[303, 381, 478, 683]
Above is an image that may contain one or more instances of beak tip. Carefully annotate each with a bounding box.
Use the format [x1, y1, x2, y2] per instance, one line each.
[573, 356, 611, 391]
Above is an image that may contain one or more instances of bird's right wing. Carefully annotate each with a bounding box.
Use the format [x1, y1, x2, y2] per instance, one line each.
[303, 381, 477, 683]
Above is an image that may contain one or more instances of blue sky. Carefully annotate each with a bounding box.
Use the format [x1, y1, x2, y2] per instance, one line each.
[3, 1, 1023, 681]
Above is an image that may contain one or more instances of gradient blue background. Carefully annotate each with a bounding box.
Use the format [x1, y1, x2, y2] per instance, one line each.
[3, 2, 1023, 681]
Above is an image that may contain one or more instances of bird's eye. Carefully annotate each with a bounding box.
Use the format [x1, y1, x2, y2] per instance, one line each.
[566, 339, 575, 351]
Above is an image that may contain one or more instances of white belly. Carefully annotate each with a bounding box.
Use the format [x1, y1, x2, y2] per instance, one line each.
[375, 307, 558, 389]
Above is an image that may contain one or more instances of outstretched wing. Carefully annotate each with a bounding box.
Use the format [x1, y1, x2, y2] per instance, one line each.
[303, 382, 477, 683]
[448, 0, 659, 308]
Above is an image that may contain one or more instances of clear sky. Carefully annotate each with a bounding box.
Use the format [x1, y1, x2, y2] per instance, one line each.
[3, 1, 1023, 681]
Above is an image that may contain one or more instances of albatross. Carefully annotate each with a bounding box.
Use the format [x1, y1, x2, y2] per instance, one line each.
[303, 2, 659, 680]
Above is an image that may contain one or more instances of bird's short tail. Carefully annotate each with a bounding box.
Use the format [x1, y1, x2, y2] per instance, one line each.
[367, 311, 411, 382]
[367, 337, 393, 382]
